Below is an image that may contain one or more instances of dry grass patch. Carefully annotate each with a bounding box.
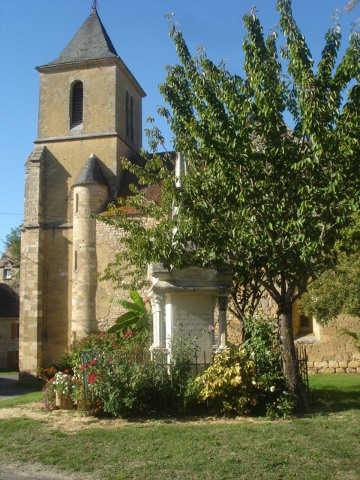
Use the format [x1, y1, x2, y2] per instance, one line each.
[0, 401, 271, 433]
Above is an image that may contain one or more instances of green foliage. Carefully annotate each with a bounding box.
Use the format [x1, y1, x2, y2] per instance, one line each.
[300, 214, 360, 324]
[4, 226, 21, 262]
[66, 331, 198, 417]
[108, 290, 151, 336]
[300, 252, 360, 324]
[101, 0, 359, 407]
[195, 315, 295, 418]
[88, 358, 175, 417]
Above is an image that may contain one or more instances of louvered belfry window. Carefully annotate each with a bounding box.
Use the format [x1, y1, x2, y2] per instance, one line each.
[126, 91, 130, 138]
[126, 91, 135, 142]
[71, 81, 83, 128]
[130, 96, 134, 141]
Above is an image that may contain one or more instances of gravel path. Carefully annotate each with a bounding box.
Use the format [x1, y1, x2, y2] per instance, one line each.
[0, 464, 90, 480]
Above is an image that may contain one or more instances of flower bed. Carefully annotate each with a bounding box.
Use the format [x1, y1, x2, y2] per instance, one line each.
[41, 315, 295, 418]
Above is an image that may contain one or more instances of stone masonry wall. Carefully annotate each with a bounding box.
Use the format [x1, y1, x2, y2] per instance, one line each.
[298, 315, 360, 374]
[227, 290, 360, 374]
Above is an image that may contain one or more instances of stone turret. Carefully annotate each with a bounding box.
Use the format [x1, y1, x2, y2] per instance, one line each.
[71, 154, 108, 341]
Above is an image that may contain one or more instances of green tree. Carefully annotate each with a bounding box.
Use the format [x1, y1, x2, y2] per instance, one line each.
[103, 0, 359, 410]
[3, 226, 21, 262]
[300, 214, 360, 324]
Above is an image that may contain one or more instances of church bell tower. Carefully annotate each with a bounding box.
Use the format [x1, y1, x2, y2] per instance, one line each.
[19, 6, 146, 379]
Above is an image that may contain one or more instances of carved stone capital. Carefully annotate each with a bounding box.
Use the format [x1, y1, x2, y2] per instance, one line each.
[150, 293, 164, 312]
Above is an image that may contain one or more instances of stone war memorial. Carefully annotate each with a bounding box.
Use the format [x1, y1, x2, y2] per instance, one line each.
[19, 5, 360, 380]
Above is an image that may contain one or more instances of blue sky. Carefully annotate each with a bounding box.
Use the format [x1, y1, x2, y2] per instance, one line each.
[0, 0, 358, 255]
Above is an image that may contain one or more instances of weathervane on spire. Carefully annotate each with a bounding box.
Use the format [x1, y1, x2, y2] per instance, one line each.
[91, 0, 98, 11]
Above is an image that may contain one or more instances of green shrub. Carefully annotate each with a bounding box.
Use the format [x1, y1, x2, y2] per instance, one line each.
[69, 330, 197, 417]
[88, 358, 175, 417]
[108, 290, 152, 335]
[194, 314, 295, 418]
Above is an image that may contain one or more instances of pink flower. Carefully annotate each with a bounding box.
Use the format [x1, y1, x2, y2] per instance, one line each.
[124, 329, 133, 338]
[64, 369, 69, 373]
[208, 325, 215, 332]
[144, 296, 149, 303]
[89, 360, 97, 366]
[88, 373, 97, 384]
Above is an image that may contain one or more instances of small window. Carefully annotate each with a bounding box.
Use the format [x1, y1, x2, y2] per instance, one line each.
[70, 81, 83, 128]
[75, 193, 79, 213]
[3, 268, 12, 280]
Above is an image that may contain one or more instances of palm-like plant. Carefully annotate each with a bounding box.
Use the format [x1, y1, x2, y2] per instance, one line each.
[108, 290, 151, 336]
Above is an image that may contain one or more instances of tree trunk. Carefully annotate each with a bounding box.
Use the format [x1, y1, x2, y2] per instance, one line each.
[277, 302, 309, 412]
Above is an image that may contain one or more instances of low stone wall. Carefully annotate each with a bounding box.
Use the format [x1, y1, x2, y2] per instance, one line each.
[306, 353, 360, 374]
[297, 315, 360, 374]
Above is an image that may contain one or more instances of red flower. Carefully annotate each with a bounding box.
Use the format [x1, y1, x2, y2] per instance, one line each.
[112, 343, 117, 347]
[81, 363, 88, 370]
[88, 373, 97, 384]
[124, 329, 133, 338]
[64, 369, 69, 373]
[89, 360, 97, 366]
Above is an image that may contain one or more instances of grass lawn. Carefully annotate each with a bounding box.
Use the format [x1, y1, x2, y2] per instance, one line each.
[0, 391, 43, 409]
[0, 374, 359, 480]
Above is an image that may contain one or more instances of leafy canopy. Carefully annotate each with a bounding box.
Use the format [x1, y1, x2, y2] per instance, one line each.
[300, 214, 360, 324]
[3, 226, 21, 262]
[104, 0, 360, 310]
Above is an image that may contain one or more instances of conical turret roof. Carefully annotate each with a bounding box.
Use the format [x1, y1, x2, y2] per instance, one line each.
[47, 8, 118, 66]
[73, 154, 108, 187]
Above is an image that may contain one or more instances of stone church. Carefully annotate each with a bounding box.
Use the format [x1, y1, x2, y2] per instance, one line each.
[20, 6, 146, 379]
[19, 7, 360, 380]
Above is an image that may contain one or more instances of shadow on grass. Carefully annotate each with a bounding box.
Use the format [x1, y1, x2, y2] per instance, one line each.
[0, 374, 41, 400]
[310, 388, 360, 414]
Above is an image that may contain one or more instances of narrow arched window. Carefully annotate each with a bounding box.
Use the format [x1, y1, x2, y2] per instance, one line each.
[70, 81, 83, 128]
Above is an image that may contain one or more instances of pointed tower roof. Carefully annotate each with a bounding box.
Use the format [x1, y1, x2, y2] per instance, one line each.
[73, 154, 108, 187]
[47, 8, 118, 66]
[37, 7, 146, 97]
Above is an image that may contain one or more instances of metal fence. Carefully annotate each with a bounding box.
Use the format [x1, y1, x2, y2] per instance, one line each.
[80, 345, 310, 412]
[296, 344, 309, 392]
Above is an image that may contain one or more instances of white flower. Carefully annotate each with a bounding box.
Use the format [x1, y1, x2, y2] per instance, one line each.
[270, 386, 275, 393]
[252, 380, 256, 386]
